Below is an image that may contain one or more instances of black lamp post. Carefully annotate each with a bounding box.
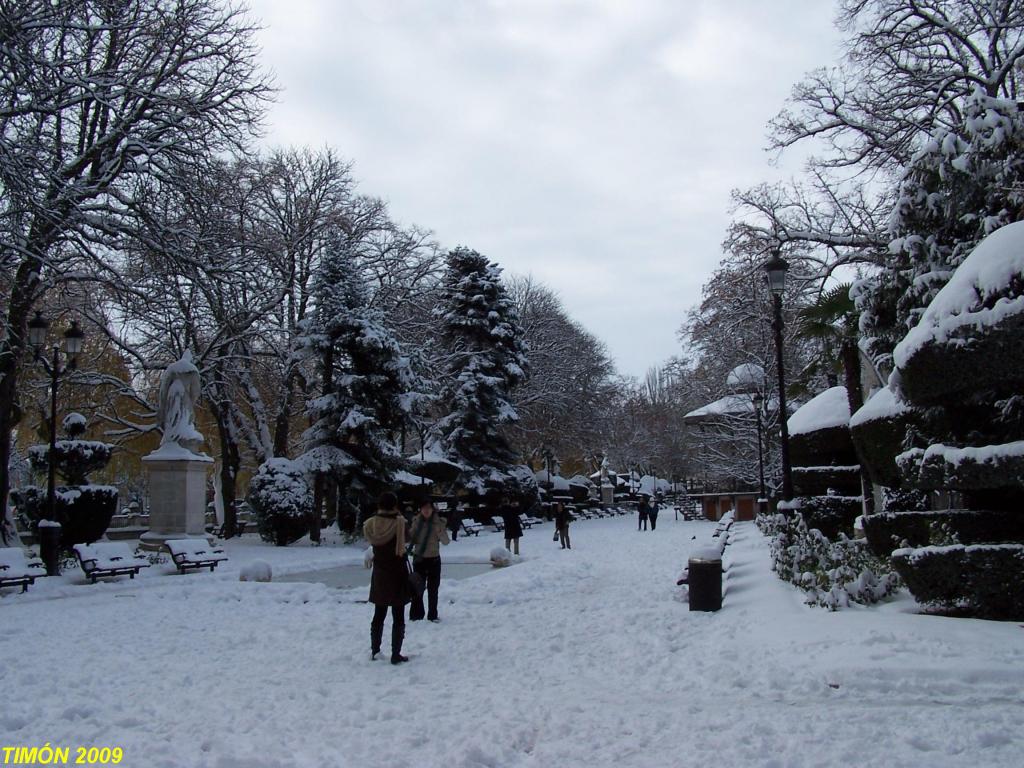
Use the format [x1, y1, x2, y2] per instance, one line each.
[764, 253, 794, 501]
[752, 391, 767, 514]
[27, 311, 85, 574]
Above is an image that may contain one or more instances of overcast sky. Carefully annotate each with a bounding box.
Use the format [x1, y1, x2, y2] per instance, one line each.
[245, 0, 840, 378]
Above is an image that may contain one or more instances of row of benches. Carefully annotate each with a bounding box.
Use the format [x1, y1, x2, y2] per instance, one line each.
[0, 539, 230, 593]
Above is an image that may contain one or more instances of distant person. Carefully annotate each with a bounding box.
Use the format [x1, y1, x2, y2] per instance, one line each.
[363, 491, 411, 664]
[447, 501, 462, 541]
[649, 496, 660, 531]
[501, 497, 524, 555]
[554, 501, 573, 549]
[408, 497, 450, 623]
[637, 496, 650, 531]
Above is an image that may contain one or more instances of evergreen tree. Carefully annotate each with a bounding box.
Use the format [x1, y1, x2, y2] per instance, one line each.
[856, 90, 1024, 372]
[437, 247, 529, 496]
[301, 237, 427, 516]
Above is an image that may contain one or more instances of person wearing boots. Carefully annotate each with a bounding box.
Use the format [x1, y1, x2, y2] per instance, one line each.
[363, 491, 411, 664]
[501, 496, 524, 555]
[408, 497, 449, 623]
[649, 495, 660, 531]
[637, 495, 650, 531]
[554, 501, 573, 549]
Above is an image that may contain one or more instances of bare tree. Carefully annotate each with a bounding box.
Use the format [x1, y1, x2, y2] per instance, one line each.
[0, 0, 272, 532]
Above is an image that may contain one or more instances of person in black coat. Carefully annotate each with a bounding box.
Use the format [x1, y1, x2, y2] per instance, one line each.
[637, 496, 650, 531]
[501, 497, 524, 555]
[363, 491, 411, 664]
[648, 495, 660, 530]
[554, 502, 573, 549]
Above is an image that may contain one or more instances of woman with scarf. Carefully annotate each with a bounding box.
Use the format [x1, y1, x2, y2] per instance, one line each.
[408, 497, 450, 622]
[363, 492, 412, 664]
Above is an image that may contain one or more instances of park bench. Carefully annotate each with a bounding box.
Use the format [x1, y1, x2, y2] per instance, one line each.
[519, 513, 543, 529]
[73, 542, 150, 584]
[0, 547, 45, 593]
[461, 520, 483, 537]
[206, 519, 249, 538]
[490, 516, 505, 532]
[164, 539, 229, 574]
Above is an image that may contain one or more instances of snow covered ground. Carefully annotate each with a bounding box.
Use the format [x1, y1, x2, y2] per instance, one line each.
[3, 515, 1023, 768]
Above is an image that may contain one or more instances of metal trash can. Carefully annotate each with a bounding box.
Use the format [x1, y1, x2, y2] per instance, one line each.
[688, 546, 722, 612]
[38, 520, 62, 576]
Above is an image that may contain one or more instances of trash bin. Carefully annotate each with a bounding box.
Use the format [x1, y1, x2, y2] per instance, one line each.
[688, 546, 722, 612]
[38, 520, 62, 576]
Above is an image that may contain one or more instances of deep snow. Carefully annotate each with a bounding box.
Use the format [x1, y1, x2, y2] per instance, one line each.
[2, 515, 1023, 768]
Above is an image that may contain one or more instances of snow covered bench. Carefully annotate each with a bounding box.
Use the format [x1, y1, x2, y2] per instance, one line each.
[519, 513, 543, 529]
[73, 542, 150, 583]
[0, 547, 45, 593]
[164, 538, 229, 574]
[461, 520, 483, 537]
[490, 516, 505, 532]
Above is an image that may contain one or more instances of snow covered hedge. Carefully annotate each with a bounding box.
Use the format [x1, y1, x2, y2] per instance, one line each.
[893, 220, 1024, 406]
[12, 484, 118, 545]
[248, 459, 313, 546]
[861, 509, 1024, 559]
[787, 495, 863, 540]
[849, 386, 916, 489]
[891, 544, 1024, 620]
[760, 513, 900, 611]
[896, 441, 1024, 491]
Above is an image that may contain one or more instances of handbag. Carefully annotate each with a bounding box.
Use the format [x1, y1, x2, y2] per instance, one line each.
[406, 559, 425, 599]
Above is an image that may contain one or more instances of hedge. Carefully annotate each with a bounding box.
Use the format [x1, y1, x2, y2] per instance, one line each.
[861, 508, 1024, 559]
[891, 543, 1024, 620]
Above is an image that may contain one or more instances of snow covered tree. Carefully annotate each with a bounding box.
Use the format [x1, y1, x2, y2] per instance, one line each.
[301, 236, 428, 533]
[856, 91, 1024, 370]
[0, 0, 271, 526]
[436, 247, 528, 497]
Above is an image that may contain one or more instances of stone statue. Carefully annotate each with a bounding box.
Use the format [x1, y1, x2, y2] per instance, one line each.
[599, 454, 610, 484]
[157, 351, 204, 453]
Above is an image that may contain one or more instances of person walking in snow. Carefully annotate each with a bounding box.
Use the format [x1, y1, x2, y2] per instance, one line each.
[501, 496, 524, 555]
[637, 495, 650, 531]
[648, 496, 660, 531]
[408, 497, 449, 622]
[447, 501, 461, 541]
[363, 491, 412, 664]
[554, 501, 573, 549]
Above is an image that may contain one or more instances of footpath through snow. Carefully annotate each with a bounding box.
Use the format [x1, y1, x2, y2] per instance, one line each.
[2, 516, 1023, 768]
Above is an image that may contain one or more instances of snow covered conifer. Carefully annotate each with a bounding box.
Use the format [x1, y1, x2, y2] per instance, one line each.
[436, 247, 528, 496]
[856, 90, 1024, 370]
[300, 236, 427, 514]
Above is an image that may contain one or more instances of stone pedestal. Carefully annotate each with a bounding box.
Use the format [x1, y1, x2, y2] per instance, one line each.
[600, 484, 614, 506]
[140, 450, 214, 550]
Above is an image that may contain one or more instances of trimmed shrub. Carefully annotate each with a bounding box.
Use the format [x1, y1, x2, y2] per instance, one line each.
[862, 508, 1024, 558]
[248, 458, 313, 546]
[789, 425, 859, 468]
[792, 465, 861, 497]
[897, 443, 1024, 491]
[891, 544, 1024, 620]
[850, 408, 916, 488]
[792, 494, 863, 540]
[12, 484, 118, 546]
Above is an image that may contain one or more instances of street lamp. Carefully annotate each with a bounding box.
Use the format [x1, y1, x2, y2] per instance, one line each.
[27, 311, 85, 574]
[764, 253, 794, 501]
[752, 391, 767, 514]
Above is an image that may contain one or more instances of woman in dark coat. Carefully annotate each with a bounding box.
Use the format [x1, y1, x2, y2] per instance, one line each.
[501, 498, 524, 555]
[363, 491, 411, 664]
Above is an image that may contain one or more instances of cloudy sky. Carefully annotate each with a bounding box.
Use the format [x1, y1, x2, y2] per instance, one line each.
[245, 0, 840, 377]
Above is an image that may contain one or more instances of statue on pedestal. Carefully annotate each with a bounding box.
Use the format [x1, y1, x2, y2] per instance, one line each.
[157, 350, 204, 454]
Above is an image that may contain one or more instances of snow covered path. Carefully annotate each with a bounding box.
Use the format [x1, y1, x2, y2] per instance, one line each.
[3, 516, 1023, 767]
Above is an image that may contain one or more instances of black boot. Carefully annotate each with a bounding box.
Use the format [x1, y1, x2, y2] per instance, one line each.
[370, 613, 384, 660]
[391, 615, 407, 664]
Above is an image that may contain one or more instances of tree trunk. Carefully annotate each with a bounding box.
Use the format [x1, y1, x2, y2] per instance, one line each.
[842, 341, 875, 515]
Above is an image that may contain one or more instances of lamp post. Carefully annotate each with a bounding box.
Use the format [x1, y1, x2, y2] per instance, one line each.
[764, 253, 794, 501]
[752, 391, 767, 515]
[26, 311, 85, 574]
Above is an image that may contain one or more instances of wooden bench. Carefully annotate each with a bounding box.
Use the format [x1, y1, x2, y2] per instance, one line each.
[519, 513, 543, 529]
[206, 519, 249, 538]
[490, 516, 505, 532]
[461, 520, 483, 537]
[73, 542, 151, 584]
[164, 539, 229, 573]
[0, 547, 45, 593]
